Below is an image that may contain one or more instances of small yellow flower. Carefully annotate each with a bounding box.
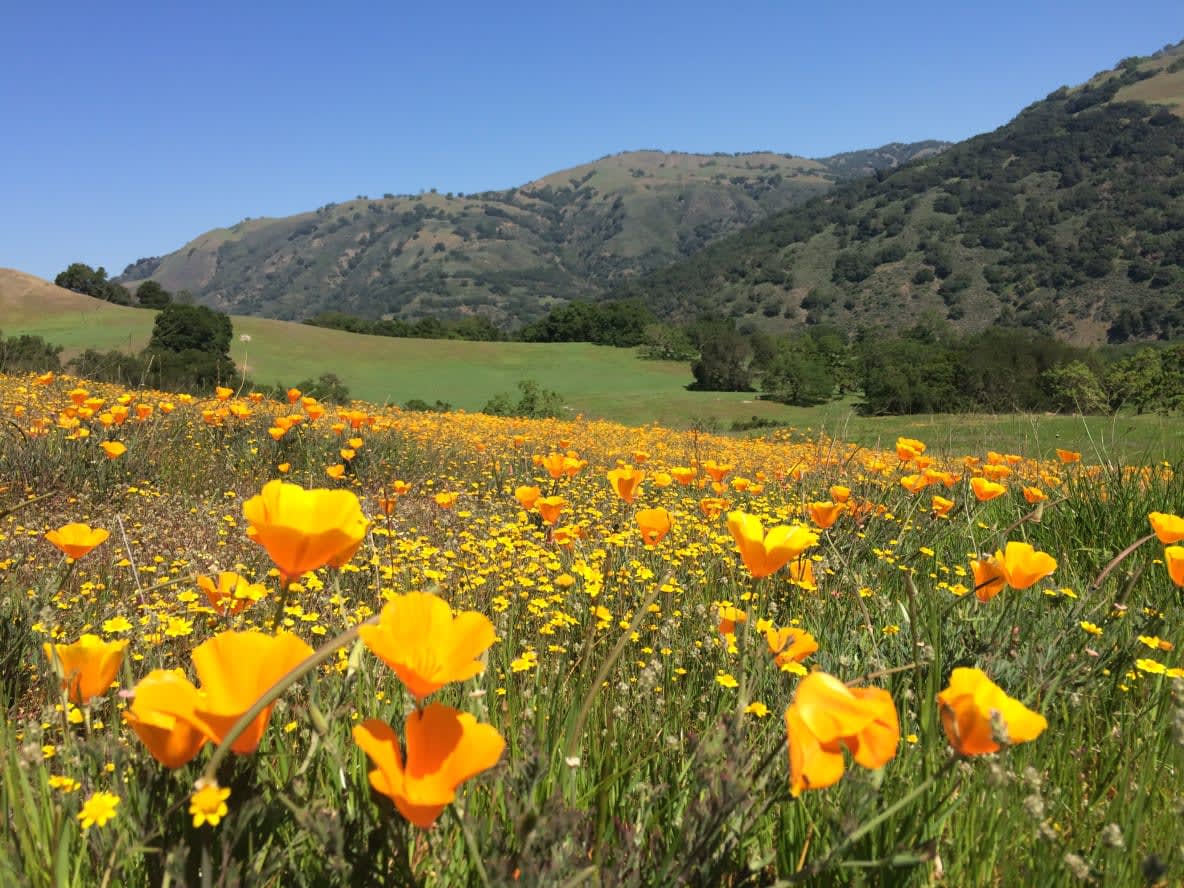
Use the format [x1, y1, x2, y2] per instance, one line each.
[48, 775, 80, 792]
[190, 779, 231, 828]
[1079, 621, 1103, 637]
[715, 672, 739, 689]
[78, 790, 120, 830]
[1135, 658, 1166, 675]
[744, 701, 770, 717]
[102, 616, 132, 634]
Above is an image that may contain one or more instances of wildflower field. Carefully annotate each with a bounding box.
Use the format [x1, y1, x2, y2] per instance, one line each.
[1, 371, 1182, 887]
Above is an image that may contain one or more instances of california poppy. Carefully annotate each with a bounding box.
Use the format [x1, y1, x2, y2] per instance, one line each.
[514, 485, 541, 511]
[970, 477, 1007, 502]
[1165, 546, 1184, 587]
[726, 511, 818, 579]
[44, 634, 127, 705]
[190, 630, 314, 754]
[46, 523, 109, 560]
[937, 667, 1047, 755]
[100, 441, 126, 459]
[353, 704, 504, 828]
[606, 466, 645, 504]
[123, 669, 209, 768]
[1149, 512, 1184, 544]
[785, 671, 898, 796]
[635, 507, 672, 545]
[197, 572, 268, 615]
[536, 496, 566, 526]
[807, 501, 845, 529]
[358, 592, 496, 701]
[931, 495, 955, 517]
[765, 626, 818, 667]
[242, 480, 367, 582]
[1055, 449, 1082, 464]
[895, 437, 926, 462]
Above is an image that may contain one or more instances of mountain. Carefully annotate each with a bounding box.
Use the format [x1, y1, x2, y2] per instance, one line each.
[115, 143, 947, 324]
[611, 42, 1184, 345]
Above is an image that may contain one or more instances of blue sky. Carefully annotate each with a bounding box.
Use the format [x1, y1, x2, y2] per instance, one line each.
[3, 0, 1182, 282]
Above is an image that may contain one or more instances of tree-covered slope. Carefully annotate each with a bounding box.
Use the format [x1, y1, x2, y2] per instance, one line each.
[115, 144, 945, 324]
[612, 44, 1184, 345]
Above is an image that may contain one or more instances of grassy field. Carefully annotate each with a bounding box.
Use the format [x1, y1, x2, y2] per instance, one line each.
[2, 372, 1182, 886]
[4, 268, 1182, 463]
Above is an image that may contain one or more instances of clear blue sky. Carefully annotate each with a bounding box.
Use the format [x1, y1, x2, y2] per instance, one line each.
[2, 0, 1182, 282]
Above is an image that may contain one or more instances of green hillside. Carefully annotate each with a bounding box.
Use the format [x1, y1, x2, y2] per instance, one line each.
[114, 144, 946, 325]
[612, 43, 1184, 345]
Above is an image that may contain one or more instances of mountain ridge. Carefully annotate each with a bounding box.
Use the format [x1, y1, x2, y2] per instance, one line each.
[114, 143, 948, 324]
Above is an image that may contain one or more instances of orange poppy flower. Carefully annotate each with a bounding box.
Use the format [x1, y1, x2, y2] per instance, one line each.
[971, 542, 1056, 602]
[699, 497, 729, 520]
[937, 667, 1047, 755]
[109, 405, 129, 425]
[829, 484, 851, 503]
[895, 437, 926, 462]
[99, 441, 126, 460]
[931, 495, 955, 517]
[703, 460, 732, 483]
[636, 507, 672, 545]
[900, 474, 928, 494]
[536, 496, 566, 526]
[242, 480, 368, 582]
[190, 630, 314, 753]
[434, 492, 459, 509]
[1055, 449, 1082, 464]
[970, 477, 1007, 502]
[981, 464, 1011, 482]
[123, 669, 209, 768]
[539, 452, 568, 480]
[358, 592, 496, 701]
[514, 485, 541, 511]
[197, 572, 268, 615]
[670, 466, 697, 485]
[45, 523, 109, 559]
[971, 555, 1008, 602]
[807, 501, 845, 529]
[651, 471, 672, 488]
[325, 464, 346, 480]
[765, 627, 818, 667]
[606, 466, 645, 504]
[286, 388, 302, 404]
[716, 604, 747, 636]
[1165, 546, 1184, 587]
[785, 671, 899, 796]
[353, 705, 504, 828]
[726, 511, 818, 579]
[1022, 486, 1046, 504]
[1148, 512, 1184, 544]
[43, 634, 127, 705]
[789, 558, 817, 590]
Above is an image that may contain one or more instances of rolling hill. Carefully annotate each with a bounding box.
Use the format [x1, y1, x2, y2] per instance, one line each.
[113, 144, 946, 325]
[611, 42, 1184, 345]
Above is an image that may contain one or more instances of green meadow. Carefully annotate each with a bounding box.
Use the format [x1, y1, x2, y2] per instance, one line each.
[5, 274, 1182, 463]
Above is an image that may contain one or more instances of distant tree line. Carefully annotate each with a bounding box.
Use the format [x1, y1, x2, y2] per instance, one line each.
[54, 262, 179, 309]
[683, 316, 1184, 416]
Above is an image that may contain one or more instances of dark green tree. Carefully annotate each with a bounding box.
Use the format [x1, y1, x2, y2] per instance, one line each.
[135, 280, 172, 309]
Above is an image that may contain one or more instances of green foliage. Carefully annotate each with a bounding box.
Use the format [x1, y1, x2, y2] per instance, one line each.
[521, 299, 656, 347]
[148, 304, 233, 356]
[482, 379, 564, 417]
[1041, 361, 1110, 414]
[0, 332, 62, 373]
[54, 263, 132, 305]
[304, 311, 504, 342]
[1104, 345, 1184, 414]
[638, 323, 697, 361]
[134, 280, 172, 309]
[689, 325, 753, 391]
